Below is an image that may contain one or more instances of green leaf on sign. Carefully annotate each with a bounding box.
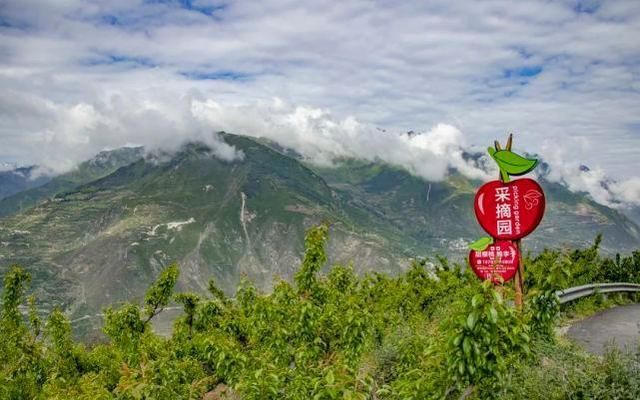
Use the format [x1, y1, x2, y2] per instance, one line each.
[489, 149, 538, 176]
[469, 237, 494, 251]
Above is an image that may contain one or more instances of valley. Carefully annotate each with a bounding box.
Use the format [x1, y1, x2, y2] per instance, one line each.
[0, 133, 639, 338]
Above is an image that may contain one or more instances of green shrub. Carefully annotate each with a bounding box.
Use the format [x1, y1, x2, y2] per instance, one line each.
[0, 230, 638, 399]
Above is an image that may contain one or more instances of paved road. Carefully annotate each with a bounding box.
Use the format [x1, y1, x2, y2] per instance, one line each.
[566, 303, 640, 355]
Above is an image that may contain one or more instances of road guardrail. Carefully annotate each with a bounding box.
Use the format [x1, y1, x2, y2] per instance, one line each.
[556, 283, 640, 304]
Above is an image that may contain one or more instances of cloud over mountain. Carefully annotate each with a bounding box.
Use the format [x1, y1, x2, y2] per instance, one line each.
[1, 0, 639, 205]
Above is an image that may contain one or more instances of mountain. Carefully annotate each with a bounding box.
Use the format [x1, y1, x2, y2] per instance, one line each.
[0, 146, 144, 218]
[539, 162, 640, 227]
[621, 206, 640, 227]
[308, 158, 640, 254]
[0, 166, 52, 200]
[0, 135, 406, 337]
[0, 133, 639, 338]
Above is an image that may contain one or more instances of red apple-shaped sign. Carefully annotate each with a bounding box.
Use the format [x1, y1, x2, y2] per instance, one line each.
[469, 240, 520, 283]
[474, 178, 545, 240]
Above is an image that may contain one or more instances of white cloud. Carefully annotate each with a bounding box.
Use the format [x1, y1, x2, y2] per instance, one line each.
[193, 98, 491, 181]
[610, 178, 640, 205]
[539, 140, 640, 207]
[0, 0, 639, 202]
[0, 162, 17, 172]
[0, 85, 246, 172]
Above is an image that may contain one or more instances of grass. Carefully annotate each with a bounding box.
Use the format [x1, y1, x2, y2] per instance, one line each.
[504, 337, 640, 399]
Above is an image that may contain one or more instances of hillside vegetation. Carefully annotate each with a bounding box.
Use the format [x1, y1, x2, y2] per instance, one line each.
[2, 134, 640, 342]
[1, 225, 639, 399]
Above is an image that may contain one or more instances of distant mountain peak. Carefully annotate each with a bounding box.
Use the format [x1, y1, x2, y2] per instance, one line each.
[0, 165, 53, 200]
[87, 146, 145, 167]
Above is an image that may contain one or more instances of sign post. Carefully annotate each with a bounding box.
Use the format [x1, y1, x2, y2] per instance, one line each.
[468, 134, 545, 310]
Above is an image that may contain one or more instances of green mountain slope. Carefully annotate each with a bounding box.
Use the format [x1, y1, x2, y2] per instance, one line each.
[1, 134, 639, 339]
[0, 146, 144, 218]
[310, 158, 640, 254]
[0, 135, 404, 336]
[623, 206, 640, 227]
[0, 166, 52, 200]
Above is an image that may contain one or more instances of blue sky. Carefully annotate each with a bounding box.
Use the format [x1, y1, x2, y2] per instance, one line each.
[0, 0, 639, 204]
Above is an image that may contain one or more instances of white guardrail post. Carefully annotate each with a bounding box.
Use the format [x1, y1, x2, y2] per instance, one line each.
[556, 283, 640, 304]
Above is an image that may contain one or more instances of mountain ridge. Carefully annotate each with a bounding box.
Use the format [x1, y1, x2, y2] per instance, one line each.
[0, 147, 144, 218]
[0, 165, 52, 200]
[0, 133, 639, 338]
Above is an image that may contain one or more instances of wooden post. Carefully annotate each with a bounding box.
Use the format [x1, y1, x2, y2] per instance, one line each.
[514, 240, 524, 311]
[499, 133, 524, 310]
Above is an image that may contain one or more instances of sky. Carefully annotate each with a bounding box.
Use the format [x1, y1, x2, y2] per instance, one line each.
[1, 0, 639, 205]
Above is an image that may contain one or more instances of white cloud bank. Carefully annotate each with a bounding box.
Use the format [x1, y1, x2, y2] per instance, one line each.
[0, 0, 639, 206]
[6, 84, 640, 208]
[0, 84, 489, 180]
[192, 97, 492, 181]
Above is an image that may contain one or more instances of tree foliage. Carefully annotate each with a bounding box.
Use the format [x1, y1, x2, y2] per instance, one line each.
[0, 228, 638, 399]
